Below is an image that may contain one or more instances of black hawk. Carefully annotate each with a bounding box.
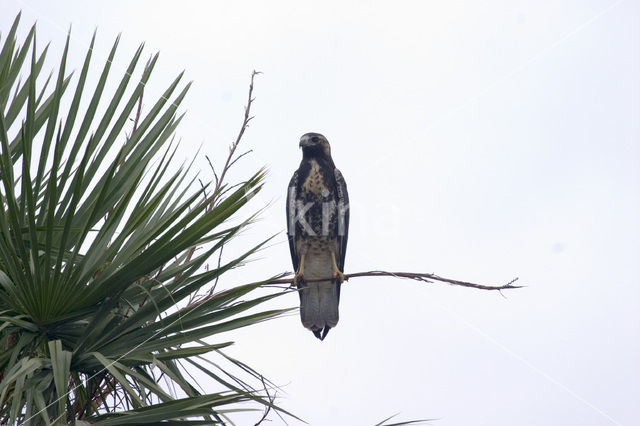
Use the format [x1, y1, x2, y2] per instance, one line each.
[287, 133, 349, 340]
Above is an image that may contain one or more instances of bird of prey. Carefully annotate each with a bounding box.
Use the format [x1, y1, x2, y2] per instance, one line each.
[287, 133, 349, 340]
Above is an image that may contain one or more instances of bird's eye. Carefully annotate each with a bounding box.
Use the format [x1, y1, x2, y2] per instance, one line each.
[311, 136, 319, 143]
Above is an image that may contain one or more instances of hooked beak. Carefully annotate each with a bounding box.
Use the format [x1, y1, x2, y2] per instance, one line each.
[299, 139, 312, 148]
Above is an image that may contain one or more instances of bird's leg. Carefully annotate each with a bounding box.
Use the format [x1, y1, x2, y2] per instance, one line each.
[330, 252, 345, 283]
[293, 254, 305, 286]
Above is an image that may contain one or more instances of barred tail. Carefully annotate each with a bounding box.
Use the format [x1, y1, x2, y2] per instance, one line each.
[300, 280, 339, 340]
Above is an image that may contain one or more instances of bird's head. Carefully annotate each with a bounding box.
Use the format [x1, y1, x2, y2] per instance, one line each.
[299, 133, 331, 159]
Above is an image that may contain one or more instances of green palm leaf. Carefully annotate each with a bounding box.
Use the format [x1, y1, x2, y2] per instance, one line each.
[0, 13, 293, 425]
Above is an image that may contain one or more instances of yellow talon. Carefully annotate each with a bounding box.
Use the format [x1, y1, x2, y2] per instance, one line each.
[293, 254, 305, 285]
[330, 252, 345, 283]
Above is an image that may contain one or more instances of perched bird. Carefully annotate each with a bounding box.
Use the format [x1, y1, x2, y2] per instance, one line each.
[287, 133, 349, 340]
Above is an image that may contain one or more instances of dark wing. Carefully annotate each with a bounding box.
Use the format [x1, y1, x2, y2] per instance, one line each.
[334, 168, 349, 271]
[286, 170, 299, 273]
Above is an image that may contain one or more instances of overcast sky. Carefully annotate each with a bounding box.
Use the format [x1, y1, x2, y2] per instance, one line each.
[3, 1, 639, 425]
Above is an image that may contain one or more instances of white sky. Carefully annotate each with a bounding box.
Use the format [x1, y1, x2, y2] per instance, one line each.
[3, 1, 639, 425]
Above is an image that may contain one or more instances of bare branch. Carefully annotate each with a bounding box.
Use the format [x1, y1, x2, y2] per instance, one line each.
[182, 71, 260, 297]
[197, 178, 207, 202]
[228, 149, 253, 169]
[216, 180, 248, 200]
[205, 155, 218, 192]
[265, 271, 521, 291]
[210, 70, 261, 208]
[207, 245, 224, 297]
[254, 375, 276, 426]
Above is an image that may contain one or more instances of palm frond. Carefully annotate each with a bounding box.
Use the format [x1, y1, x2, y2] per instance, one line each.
[0, 13, 292, 425]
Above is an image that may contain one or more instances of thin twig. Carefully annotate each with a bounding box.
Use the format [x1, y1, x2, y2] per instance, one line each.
[254, 375, 276, 426]
[208, 245, 224, 296]
[210, 70, 261, 208]
[228, 149, 253, 169]
[265, 271, 521, 291]
[215, 180, 247, 200]
[182, 71, 260, 268]
[205, 155, 219, 191]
